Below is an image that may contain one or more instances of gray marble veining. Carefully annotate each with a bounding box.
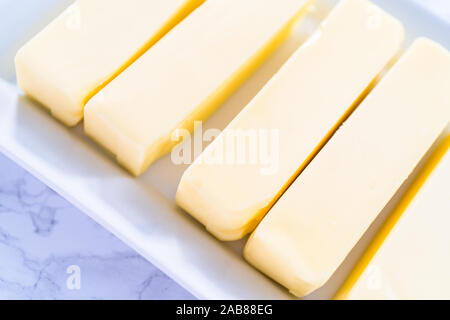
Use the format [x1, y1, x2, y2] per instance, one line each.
[0, 153, 194, 299]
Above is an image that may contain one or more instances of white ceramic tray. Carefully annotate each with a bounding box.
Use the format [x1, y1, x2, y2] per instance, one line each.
[0, 0, 449, 299]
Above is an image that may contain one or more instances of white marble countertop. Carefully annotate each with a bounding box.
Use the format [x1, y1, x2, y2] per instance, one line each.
[0, 154, 194, 299]
[0, 0, 448, 300]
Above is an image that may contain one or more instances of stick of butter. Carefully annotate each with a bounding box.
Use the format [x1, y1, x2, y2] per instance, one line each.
[15, 0, 204, 126]
[335, 136, 450, 300]
[84, 0, 314, 176]
[244, 38, 450, 297]
[175, 0, 404, 241]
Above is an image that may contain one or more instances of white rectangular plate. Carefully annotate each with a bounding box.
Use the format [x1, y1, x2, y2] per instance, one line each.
[0, 0, 449, 299]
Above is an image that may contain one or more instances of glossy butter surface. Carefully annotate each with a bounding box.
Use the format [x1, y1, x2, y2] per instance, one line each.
[336, 137, 450, 300]
[84, 0, 314, 176]
[16, 0, 204, 125]
[176, 0, 404, 241]
[244, 38, 450, 297]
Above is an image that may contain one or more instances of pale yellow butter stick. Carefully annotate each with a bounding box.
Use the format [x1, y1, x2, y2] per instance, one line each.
[244, 38, 450, 297]
[84, 0, 314, 176]
[15, 0, 204, 126]
[176, 0, 404, 241]
[338, 137, 450, 300]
